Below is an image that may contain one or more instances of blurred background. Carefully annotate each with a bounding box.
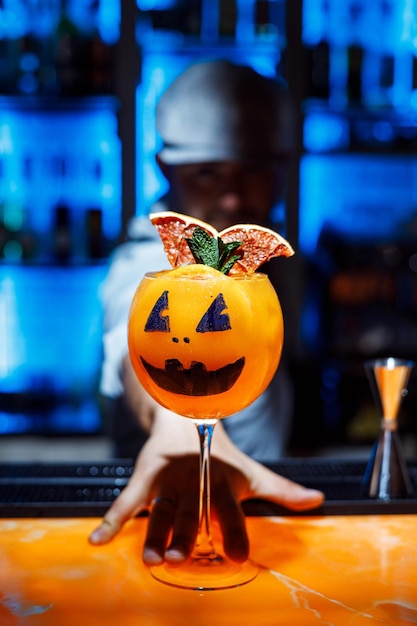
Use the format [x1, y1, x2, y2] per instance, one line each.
[1, 0, 417, 458]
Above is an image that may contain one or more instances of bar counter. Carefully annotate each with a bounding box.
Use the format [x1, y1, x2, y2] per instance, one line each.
[1, 514, 417, 625]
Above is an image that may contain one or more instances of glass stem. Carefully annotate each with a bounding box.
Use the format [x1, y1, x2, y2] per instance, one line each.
[194, 421, 217, 559]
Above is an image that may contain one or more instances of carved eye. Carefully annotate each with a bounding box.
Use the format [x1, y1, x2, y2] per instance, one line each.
[144, 291, 232, 334]
[145, 290, 170, 332]
[196, 293, 231, 333]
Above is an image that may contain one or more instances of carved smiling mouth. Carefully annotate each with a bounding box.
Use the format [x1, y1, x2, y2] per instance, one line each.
[140, 356, 245, 396]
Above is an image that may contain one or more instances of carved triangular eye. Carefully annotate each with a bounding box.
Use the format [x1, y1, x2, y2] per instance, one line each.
[196, 293, 231, 333]
[145, 290, 170, 332]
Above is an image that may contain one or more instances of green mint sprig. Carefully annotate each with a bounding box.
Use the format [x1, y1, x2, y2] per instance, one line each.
[185, 227, 242, 275]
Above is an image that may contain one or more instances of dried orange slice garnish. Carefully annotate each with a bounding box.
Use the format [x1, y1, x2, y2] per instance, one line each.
[150, 210, 294, 274]
[220, 224, 294, 274]
[150, 212, 216, 269]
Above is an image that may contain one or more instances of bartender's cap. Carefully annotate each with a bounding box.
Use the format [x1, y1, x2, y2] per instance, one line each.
[156, 60, 295, 166]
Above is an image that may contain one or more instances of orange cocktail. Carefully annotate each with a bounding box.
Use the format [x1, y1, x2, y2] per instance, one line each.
[128, 265, 283, 420]
[127, 211, 293, 590]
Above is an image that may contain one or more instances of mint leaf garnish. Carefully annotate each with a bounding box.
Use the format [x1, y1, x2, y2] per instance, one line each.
[186, 227, 218, 266]
[186, 227, 242, 274]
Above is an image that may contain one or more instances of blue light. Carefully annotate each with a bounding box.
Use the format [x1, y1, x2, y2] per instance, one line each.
[0, 401, 102, 435]
[0, 411, 31, 435]
[44, 400, 102, 433]
[137, 0, 176, 9]
[66, 0, 120, 43]
[303, 112, 350, 152]
[372, 120, 394, 142]
[0, 265, 107, 395]
[303, 0, 417, 51]
[2, 239, 23, 260]
[302, 0, 329, 45]
[17, 73, 39, 95]
[299, 153, 417, 255]
[0, 98, 122, 243]
[19, 53, 40, 73]
[0, 1, 120, 44]
[0, 2, 30, 39]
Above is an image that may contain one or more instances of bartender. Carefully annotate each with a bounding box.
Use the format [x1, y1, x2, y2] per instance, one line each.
[89, 60, 324, 565]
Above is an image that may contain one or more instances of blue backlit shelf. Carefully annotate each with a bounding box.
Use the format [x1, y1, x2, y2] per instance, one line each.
[0, 95, 121, 258]
[0, 1, 122, 435]
[0, 262, 108, 435]
[303, 100, 417, 154]
[0, 94, 121, 435]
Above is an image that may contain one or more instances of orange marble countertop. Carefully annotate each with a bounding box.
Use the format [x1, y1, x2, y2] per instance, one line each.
[1, 515, 416, 625]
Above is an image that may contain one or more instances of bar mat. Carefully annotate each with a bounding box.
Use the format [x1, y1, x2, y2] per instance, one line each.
[1, 458, 417, 517]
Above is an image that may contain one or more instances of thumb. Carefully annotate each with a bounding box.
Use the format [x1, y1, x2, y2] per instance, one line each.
[273, 479, 324, 511]
[89, 483, 148, 545]
[249, 463, 324, 512]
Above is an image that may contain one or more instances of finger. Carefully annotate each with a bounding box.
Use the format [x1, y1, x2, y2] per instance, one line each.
[214, 490, 249, 563]
[143, 497, 177, 565]
[273, 477, 324, 511]
[89, 481, 148, 545]
[253, 466, 324, 512]
[165, 496, 199, 564]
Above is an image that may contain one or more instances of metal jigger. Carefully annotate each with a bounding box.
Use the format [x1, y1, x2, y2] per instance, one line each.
[362, 357, 414, 500]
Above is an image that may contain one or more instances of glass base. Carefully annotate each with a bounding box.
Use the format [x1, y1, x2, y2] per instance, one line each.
[362, 430, 413, 500]
[149, 554, 259, 590]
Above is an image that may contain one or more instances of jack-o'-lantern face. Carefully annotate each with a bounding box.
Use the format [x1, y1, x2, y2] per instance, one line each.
[140, 289, 245, 396]
[128, 266, 283, 419]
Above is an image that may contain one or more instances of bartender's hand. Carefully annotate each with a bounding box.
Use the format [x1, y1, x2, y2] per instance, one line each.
[89, 408, 324, 564]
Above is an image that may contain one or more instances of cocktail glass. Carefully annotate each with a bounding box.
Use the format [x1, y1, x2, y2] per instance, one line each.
[128, 266, 284, 589]
[362, 357, 414, 500]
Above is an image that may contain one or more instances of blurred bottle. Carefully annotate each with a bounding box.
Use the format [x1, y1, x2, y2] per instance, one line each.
[89, 31, 113, 95]
[255, 0, 269, 36]
[53, 204, 72, 263]
[16, 34, 41, 95]
[55, 3, 86, 96]
[304, 40, 330, 101]
[86, 207, 104, 260]
[0, 38, 21, 94]
[0, 199, 36, 262]
[219, 0, 237, 37]
[347, 44, 363, 104]
[0, 202, 7, 258]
